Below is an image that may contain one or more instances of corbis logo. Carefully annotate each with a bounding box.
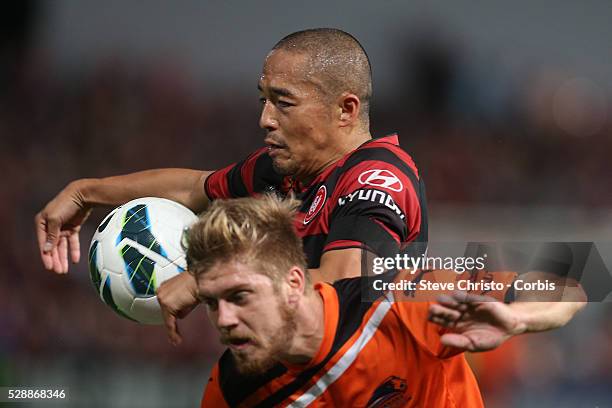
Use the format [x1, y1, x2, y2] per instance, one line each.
[304, 185, 327, 224]
[358, 169, 403, 192]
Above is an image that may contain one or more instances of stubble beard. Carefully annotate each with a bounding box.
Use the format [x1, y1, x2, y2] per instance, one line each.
[271, 157, 298, 178]
[232, 301, 298, 376]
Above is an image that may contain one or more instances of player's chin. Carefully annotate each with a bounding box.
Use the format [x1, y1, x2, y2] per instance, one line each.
[233, 351, 274, 376]
[271, 157, 297, 176]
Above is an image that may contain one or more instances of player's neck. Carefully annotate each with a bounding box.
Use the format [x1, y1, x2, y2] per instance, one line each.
[281, 290, 325, 366]
[299, 129, 372, 185]
[331, 128, 372, 160]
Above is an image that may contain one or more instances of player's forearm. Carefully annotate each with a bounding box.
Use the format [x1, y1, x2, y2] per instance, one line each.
[508, 301, 586, 334]
[313, 248, 364, 283]
[508, 272, 587, 333]
[75, 169, 212, 213]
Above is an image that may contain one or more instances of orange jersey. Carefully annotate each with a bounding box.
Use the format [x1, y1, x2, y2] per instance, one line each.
[201, 275, 485, 407]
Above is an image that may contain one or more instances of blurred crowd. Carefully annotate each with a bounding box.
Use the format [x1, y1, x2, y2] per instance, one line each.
[376, 30, 612, 205]
[1, 2, 611, 407]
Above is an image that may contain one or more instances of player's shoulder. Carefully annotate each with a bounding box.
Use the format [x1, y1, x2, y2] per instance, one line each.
[339, 134, 419, 182]
[346, 133, 419, 177]
[326, 134, 422, 197]
[237, 146, 272, 167]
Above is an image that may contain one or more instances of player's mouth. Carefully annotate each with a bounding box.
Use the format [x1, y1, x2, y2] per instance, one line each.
[222, 335, 256, 350]
[226, 338, 254, 351]
[264, 138, 288, 157]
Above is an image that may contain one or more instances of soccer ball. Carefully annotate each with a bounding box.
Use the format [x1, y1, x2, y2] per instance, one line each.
[88, 197, 198, 324]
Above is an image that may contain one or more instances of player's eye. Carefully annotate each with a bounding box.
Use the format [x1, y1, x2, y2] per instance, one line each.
[259, 97, 267, 105]
[203, 298, 218, 311]
[277, 100, 294, 108]
[229, 291, 249, 305]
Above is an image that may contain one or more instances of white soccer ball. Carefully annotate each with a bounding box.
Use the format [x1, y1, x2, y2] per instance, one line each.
[88, 197, 198, 324]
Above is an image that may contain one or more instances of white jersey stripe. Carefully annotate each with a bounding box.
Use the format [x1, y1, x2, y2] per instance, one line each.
[288, 292, 395, 407]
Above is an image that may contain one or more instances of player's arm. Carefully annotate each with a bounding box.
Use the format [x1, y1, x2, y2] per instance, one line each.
[505, 244, 589, 332]
[158, 149, 291, 345]
[504, 271, 586, 333]
[35, 169, 212, 274]
[311, 157, 425, 282]
[506, 301, 585, 333]
[429, 293, 585, 353]
[429, 243, 588, 350]
[309, 203, 417, 282]
[309, 248, 363, 283]
[81, 169, 212, 211]
[428, 275, 586, 352]
[427, 292, 522, 353]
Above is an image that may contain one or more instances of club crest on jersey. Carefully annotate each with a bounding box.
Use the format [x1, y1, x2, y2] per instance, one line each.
[304, 185, 327, 225]
[367, 376, 411, 408]
[358, 169, 403, 192]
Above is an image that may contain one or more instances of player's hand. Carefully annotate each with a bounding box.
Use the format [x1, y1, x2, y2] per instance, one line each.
[428, 291, 526, 352]
[157, 272, 200, 346]
[35, 181, 92, 274]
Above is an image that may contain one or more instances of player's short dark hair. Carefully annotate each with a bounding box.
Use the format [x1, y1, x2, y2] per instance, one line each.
[272, 28, 372, 124]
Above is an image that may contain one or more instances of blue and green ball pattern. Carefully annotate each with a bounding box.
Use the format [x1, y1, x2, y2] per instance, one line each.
[118, 204, 169, 297]
[89, 239, 136, 321]
[88, 203, 172, 322]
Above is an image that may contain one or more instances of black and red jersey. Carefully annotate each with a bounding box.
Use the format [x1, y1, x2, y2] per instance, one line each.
[205, 134, 427, 268]
[201, 273, 484, 408]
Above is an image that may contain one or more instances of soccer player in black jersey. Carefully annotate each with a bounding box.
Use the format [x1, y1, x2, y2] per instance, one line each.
[35, 28, 584, 346]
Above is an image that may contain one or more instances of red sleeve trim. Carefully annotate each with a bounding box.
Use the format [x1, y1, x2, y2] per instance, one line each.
[323, 239, 364, 253]
[241, 151, 260, 195]
[204, 166, 232, 199]
[372, 219, 401, 244]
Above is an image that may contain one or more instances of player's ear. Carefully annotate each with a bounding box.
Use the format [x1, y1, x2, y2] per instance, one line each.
[338, 92, 361, 126]
[285, 266, 307, 304]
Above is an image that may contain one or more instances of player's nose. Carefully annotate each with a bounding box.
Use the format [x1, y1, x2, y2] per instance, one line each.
[215, 301, 240, 329]
[259, 101, 279, 131]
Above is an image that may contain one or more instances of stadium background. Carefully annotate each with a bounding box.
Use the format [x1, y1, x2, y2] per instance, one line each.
[1, 1, 611, 406]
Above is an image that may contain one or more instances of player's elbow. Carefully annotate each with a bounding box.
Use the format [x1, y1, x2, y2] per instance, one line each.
[182, 171, 213, 213]
[548, 301, 587, 330]
[565, 300, 587, 321]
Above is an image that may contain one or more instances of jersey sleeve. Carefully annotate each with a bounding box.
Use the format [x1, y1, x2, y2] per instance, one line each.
[204, 147, 287, 200]
[324, 160, 424, 257]
[201, 364, 230, 408]
[390, 268, 515, 358]
[391, 300, 462, 359]
[380, 269, 457, 358]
